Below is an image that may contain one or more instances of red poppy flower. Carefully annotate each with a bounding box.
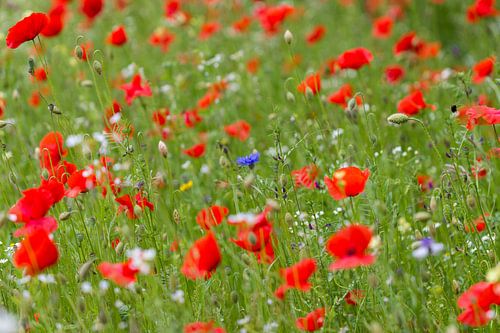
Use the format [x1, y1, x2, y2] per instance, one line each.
[467, 0, 498, 23]
[14, 216, 58, 238]
[107, 26, 128, 46]
[232, 16, 252, 33]
[97, 259, 140, 287]
[6, 13, 48, 49]
[197, 90, 220, 109]
[295, 308, 326, 332]
[9, 187, 54, 223]
[465, 214, 489, 233]
[0, 96, 5, 118]
[183, 143, 206, 158]
[165, 0, 181, 18]
[121, 74, 152, 105]
[337, 48, 374, 70]
[417, 174, 433, 192]
[327, 84, 361, 107]
[39, 131, 67, 171]
[41, 4, 66, 37]
[372, 16, 393, 39]
[196, 205, 229, 230]
[457, 105, 500, 130]
[472, 56, 495, 84]
[393, 31, 423, 55]
[224, 120, 251, 141]
[246, 58, 260, 74]
[291, 164, 319, 189]
[115, 193, 154, 219]
[326, 224, 375, 270]
[65, 168, 97, 198]
[274, 258, 317, 300]
[297, 73, 321, 95]
[149, 27, 175, 52]
[457, 281, 500, 327]
[324, 166, 370, 200]
[385, 65, 405, 84]
[184, 109, 203, 128]
[13, 229, 59, 276]
[199, 22, 221, 40]
[306, 25, 326, 44]
[81, 0, 104, 21]
[397, 90, 434, 116]
[345, 289, 364, 305]
[184, 321, 226, 333]
[181, 231, 221, 280]
[254, 3, 295, 35]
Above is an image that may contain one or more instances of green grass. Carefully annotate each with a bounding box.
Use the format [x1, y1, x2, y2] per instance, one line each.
[0, 1, 499, 332]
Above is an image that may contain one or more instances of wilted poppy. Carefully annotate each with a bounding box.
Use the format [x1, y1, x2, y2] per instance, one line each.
[326, 224, 376, 270]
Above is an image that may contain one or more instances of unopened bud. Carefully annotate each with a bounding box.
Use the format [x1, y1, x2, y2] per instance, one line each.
[28, 58, 35, 76]
[286, 91, 295, 103]
[59, 211, 72, 221]
[243, 173, 255, 188]
[78, 259, 95, 281]
[93, 60, 103, 75]
[387, 113, 409, 125]
[158, 140, 168, 158]
[284, 30, 293, 45]
[429, 196, 437, 212]
[75, 45, 84, 60]
[114, 241, 124, 255]
[414, 211, 431, 222]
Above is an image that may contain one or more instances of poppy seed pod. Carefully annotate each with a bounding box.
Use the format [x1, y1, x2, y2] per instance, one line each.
[284, 30, 293, 45]
[387, 113, 409, 125]
[93, 60, 103, 75]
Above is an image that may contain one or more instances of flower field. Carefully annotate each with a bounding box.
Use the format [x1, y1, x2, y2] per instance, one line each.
[0, 0, 499, 332]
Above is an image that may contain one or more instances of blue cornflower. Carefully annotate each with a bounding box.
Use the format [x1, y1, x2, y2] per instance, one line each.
[236, 151, 260, 168]
[412, 237, 444, 260]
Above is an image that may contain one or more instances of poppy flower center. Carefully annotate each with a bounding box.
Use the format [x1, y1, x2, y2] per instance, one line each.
[346, 247, 357, 256]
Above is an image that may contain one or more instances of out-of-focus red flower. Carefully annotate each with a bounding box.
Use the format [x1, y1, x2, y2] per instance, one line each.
[467, 0, 498, 23]
[345, 289, 364, 305]
[107, 26, 127, 46]
[121, 74, 152, 105]
[81, 0, 104, 22]
[183, 143, 206, 158]
[397, 90, 435, 115]
[324, 166, 370, 200]
[385, 65, 405, 84]
[246, 57, 260, 74]
[297, 73, 321, 95]
[13, 216, 58, 238]
[326, 224, 376, 270]
[98, 259, 140, 287]
[306, 25, 326, 44]
[295, 308, 326, 332]
[149, 27, 175, 52]
[115, 193, 154, 219]
[232, 16, 252, 33]
[417, 174, 433, 192]
[274, 258, 317, 299]
[199, 22, 221, 40]
[393, 31, 422, 55]
[184, 109, 203, 128]
[9, 188, 53, 223]
[33, 68, 48, 81]
[65, 168, 97, 198]
[465, 214, 489, 233]
[224, 120, 251, 141]
[337, 47, 374, 70]
[372, 16, 393, 39]
[254, 3, 295, 35]
[165, 0, 181, 18]
[457, 105, 500, 130]
[184, 321, 226, 333]
[457, 281, 500, 327]
[291, 164, 319, 189]
[472, 56, 495, 84]
[196, 205, 229, 230]
[181, 232, 221, 280]
[41, 4, 66, 37]
[13, 229, 59, 276]
[327, 84, 361, 107]
[39, 132, 67, 171]
[6, 13, 48, 49]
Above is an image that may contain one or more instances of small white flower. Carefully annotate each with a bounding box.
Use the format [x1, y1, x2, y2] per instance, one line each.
[0, 309, 18, 333]
[81, 281, 92, 294]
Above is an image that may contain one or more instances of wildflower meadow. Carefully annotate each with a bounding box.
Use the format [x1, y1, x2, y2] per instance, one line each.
[0, 0, 499, 332]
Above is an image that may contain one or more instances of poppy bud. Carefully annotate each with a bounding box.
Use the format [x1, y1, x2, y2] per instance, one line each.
[445, 325, 459, 333]
[98, 309, 108, 325]
[219, 155, 230, 168]
[414, 211, 431, 222]
[466, 195, 475, 208]
[59, 211, 72, 221]
[158, 140, 168, 158]
[40, 167, 49, 180]
[173, 209, 180, 224]
[48, 103, 61, 115]
[0, 121, 10, 129]
[284, 30, 293, 45]
[93, 60, 103, 75]
[114, 241, 124, 255]
[387, 113, 409, 125]
[415, 230, 423, 239]
[210, 294, 219, 306]
[452, 280, 460, 293]
[429, 196, 437, 212]
[367, 322, 383, 333]
[81, 80, 93, 87]
[78, 259, 95, 281]
[28, 58, 35, 76]
[347, 97, 357, 112]
[286, 91, 295, 103]
[75, 45, 84, 60]
[244, 173, 255, 188]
